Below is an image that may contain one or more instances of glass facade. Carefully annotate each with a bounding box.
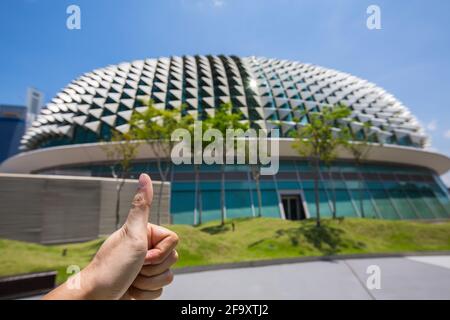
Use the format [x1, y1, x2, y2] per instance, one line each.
[38, 160, 450, 225]
[0, 105, 26, 163]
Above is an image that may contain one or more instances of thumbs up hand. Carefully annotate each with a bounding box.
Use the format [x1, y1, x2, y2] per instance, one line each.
[44, 173, 179, 300]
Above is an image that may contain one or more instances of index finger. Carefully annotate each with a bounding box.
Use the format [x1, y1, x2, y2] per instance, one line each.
[144, 224, 179, 265]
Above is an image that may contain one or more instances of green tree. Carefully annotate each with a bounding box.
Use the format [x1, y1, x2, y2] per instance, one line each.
[291, 104, 351, 227]
[202, 103, 249, 225]
[130, 101, 194, 224]
[101, 130, 140, 230]
[344, 121, 378, 218]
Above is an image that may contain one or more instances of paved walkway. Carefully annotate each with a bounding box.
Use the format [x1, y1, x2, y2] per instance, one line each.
[161, 256, 450, 300]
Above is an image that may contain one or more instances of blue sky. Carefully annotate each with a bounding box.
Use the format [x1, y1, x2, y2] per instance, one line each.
[1, 0, 449, 181]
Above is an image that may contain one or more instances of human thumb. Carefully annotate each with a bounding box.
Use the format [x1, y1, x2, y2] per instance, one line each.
[124, 173, 153, 237]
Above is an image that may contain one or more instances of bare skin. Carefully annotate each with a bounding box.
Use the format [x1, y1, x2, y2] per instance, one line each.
[43, 173, 179, 300]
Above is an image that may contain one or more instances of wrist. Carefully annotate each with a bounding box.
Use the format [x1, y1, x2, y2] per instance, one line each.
[75, 263, 102, 299]
[42, 264, 98, 300]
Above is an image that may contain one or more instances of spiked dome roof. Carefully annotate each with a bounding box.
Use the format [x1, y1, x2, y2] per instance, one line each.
[20, 55, 428, 151]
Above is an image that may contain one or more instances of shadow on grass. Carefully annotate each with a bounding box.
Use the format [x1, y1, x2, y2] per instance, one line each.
[199, 217, 255, 235]
[200, 224, 231, 235]
[249, 222, 366, 256]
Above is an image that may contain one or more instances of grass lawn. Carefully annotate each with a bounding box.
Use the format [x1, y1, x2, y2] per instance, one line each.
[1, 217, 450, 284]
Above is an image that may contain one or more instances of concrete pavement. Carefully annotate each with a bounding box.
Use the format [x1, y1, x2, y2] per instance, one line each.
[161, 256, 450, 300]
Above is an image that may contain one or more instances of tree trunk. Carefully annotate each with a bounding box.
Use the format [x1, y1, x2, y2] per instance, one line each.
[256, 176, 262, 218]
[193, 166, 198, 226]
[194, 164, 203, 225]
[220, 164, 225, 226]
[314, 158, 321, 228]
[329, 167, 337, 219]
[156, 160, 171, 225]
[357, 163, 365, 218]
[115, 178, 125, 230]
[252, 165, 263, 218]
[359, 179, 364, 218]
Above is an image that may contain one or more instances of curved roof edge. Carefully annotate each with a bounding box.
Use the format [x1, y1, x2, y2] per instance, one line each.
[1, 140, 449, 175]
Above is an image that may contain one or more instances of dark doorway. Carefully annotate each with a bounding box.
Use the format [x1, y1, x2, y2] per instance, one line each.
[281, 194, 306, 220]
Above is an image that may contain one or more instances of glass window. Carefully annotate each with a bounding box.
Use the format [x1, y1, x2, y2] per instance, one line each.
[201, 189, 222, 222]
[279, 161, 298, 172]
[327, 173, 347, 189]
[173, 163, 196, 173]
[349, 189, 379, 219]
[171, 190, 195, 224]
[224, 164, 250, 173]
[368, 188, 399, 220]
[199, 163, 222, 172]
[225, 180, 254, 218]
[276, 180, 302, 190]
[404, 188, 434, 220]
[251, 190, 280, 218]
[296, 161, 311, 172]
[225, 190, 254, 218]
[303, 189, 332, 218]
[387, 188, 418, 219]
[344, 179, 360, 190]
[73, 159, 450, 224]
[301, 179, 327, 190]
[421, 187, 448, 219]
[430, 183, 450, 218]
[334, 190, 358, 217]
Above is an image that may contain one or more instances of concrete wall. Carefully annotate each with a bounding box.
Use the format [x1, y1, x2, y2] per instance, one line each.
[0, 173, 170, 244]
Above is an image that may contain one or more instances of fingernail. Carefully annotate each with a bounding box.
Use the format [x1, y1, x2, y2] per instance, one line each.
[138, 173, 148, 189]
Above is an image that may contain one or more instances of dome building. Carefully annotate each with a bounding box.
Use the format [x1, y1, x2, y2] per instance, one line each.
[2, 55, 450, 224]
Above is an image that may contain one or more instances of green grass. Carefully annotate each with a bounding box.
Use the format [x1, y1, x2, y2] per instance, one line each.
[1, 217, 450, 284]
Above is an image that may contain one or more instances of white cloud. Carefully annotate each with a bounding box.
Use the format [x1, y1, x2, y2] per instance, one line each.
[212, 0, 225, 7]
[426, 120, 437, 132]
[444, 130, 450, 139]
